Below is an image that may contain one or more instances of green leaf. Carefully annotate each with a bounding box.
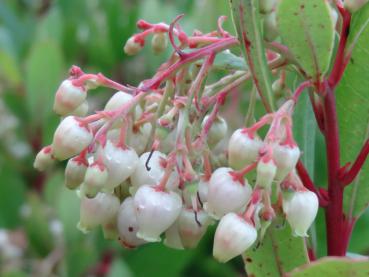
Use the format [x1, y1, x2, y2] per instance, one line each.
[337, 4, 369, 218]
[287, 257, 369, 276]
[229, 0, 275, 111]
[0, 49, 21, 87]
[277, 0, 335, 80]
[0, 161, 26, 228]
[244, 220, 309, 277]
[25, 39, 65, 124]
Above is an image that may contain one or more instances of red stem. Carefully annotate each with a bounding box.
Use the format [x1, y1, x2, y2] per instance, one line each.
[323, 84, 346, 256]
[340, 138, 369, 186]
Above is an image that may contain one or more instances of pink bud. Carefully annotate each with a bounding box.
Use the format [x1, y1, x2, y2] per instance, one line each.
[124, 37, 143, 56]
[78, 192, 120, 233]
[134, 185, 182, 242]
[65, 157, 87, 190]
[52, 116, 93, 160]
[213, 213, 257, 263]
[101, 140, 139, 191]
[117, 197, 147, 248]
[205, 167, 252, 219]
[228, 129, 263, 170]
[53, 80, 86, 116]
[33, 146, 54, 171]
[282, 190, 318, 237]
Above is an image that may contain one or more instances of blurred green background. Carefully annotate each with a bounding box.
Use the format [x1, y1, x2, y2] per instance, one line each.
[0, 0, 369, 276]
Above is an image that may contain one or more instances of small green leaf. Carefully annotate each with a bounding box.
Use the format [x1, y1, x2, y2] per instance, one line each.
[338, 3, 369, 218]
[277, 0, 335, 80]
[25, 39, 65, 124]
[287, 257, 369, 276]
[244, 219, 309, 277]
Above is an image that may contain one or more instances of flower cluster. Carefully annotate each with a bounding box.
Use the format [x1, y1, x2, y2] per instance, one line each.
[34, 16, 319, 263]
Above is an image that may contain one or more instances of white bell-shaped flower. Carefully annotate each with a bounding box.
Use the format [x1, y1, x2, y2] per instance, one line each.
[127, 123, 151, 155]
[201, 115, 228, 147]
[178, 208, 212, 248]
[228, 129, 263, 170]
[164, 220, 184, 250]
[53, 80, 86, 116]
[52, 116, 93, 160]
[33, 146, 54, 171]
[213, 213, 257, 263]
[134, 185, 182, 242]
[282, 190, 319, 237]
[101, 140, 139, 191]
[205, 167, 252, 219]
[78, 192, 120, 233]
[65, 157, 87, 190]
[130, 151, 179, 192]
[70, 100, 89, 117]
[198, 179, 209, 203]
[117, 197, 147, 248]
[273, 143, 300, 184]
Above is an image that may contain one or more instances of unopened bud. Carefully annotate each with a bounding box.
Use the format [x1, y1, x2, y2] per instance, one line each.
[124, 37, 143, 56]
[202, 115, 228, 147]
[273, 143, 300, 184]
[228, 129, 263, 170]
[52, 116, 93, 160]
[83, 162, 109, 198]
[53, 80, 86, 116]
[256, 158, 277, 189]
[33, 146, 54, 171]
[65, 157, 87, 190]
[263, 11, 279, 42]
[151, 33, 168, 54]
[213, 213, 257, 263]
[259, 0, 277, 14]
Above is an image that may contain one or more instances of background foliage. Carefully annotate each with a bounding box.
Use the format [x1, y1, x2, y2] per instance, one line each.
[0, 0, 368, 276]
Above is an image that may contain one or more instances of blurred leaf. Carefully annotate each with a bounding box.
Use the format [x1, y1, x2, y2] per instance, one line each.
[107, 259, 133, 277]
[338, 4, 369, 218]
[0, 49, 21, 87]
[287, 257, 369, 276]
[23, 193, 54, 257]
[277, 0, 335, 80]
[35, 7, 64, 44]
[25, 39, 65, 124]
[244, 220, 309, 277]
[0, 161, 26, 228]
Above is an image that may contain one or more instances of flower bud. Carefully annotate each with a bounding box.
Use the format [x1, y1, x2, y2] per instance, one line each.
[228, 129, 263, 170]
[264, 11, 279, 42]
[117, 197, 147, 248]
[344, 0, 368, 13]
[282, 190, 318, 237]
[151, 33, 168, 54]
[256, 158, 277, 189]
[53, 80, 86, 116]
[259, 0, 277, 14]
[205, 167, 252, 219]
[65, 157, 88, 190]
[198, 179, 209, 203]
[273, 143, 300, 184]
[134, 185, 182, 242]
[178, 208, 212, 248]
[101, 140, 139, 191]
[78, 192, 120, 233]
[130, 151, 179, 192]
[83, 162, 109, 198]
[213, 213, 257, 263]
[201, 115, 228, 147]
[33, 146, 54, 171]
[52, 116, 93, 160]
[124, 37, 143, 56]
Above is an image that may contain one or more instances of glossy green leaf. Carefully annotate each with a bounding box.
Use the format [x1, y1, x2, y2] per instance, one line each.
[338, 4, 369, 218]
[277, 0, 335, 80]
[244, 219, 309, 277]
[230, 0, 275, 111]
[287, 257, 369, 276]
